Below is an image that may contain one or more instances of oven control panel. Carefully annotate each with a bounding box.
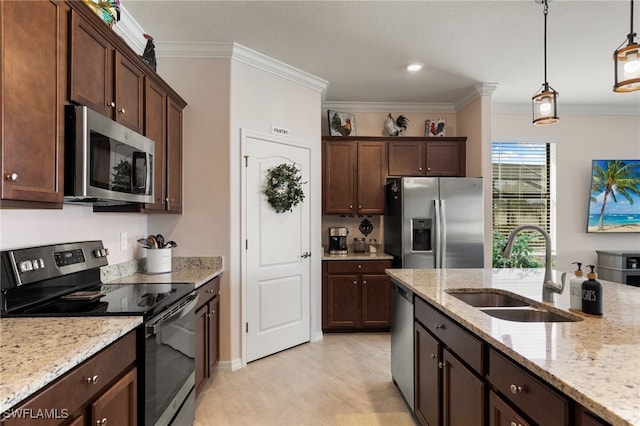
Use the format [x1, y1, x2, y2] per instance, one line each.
[1, 240, 109, 287]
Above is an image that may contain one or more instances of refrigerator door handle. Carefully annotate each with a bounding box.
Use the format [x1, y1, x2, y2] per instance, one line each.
[440, 200, 447, 268]
[434, 199, 442, 268]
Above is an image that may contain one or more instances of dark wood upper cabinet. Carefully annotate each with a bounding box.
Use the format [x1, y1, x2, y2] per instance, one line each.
[1, 0, 67, 207]
[322, 139, 386, 215]
[144, 78, 168, 210]
[70, 9, 144, 133]
[388, 137, 466, 177]
[166, 97, 184, 213]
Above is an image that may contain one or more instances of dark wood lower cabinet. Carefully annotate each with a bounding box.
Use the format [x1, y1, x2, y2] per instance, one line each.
[411, 294, 612, 426]
[442, 349, 485, 425]
[415, 321, 441, 426]
[195, 277, 221, 396]
[90, 367, 137, 426]
[322, 260, 392, 331]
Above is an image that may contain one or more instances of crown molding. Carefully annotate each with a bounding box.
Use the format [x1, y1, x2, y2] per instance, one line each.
[321, 101, 456, 113]
[454, 83, 499, 111]
[112, 4, 146, 54]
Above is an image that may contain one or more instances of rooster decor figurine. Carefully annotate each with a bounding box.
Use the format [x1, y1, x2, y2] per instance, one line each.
[385, 114, 409, 136]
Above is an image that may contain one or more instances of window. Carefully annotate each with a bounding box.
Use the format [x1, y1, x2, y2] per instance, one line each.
[492, 142, 556, 255]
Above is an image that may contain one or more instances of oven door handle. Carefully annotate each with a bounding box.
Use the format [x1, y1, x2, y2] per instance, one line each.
[146, 293, 199, 336]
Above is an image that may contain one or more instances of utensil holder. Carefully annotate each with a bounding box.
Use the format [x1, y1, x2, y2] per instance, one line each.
[146, 248, 172, 273]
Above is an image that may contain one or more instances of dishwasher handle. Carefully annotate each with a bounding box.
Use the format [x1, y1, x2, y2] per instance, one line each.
[392, 282, 413, 303]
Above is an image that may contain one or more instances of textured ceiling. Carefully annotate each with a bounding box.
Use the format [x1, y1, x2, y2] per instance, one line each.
[123, 0, 640, 112]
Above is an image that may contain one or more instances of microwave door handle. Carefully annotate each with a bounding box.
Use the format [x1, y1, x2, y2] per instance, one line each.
[146, 151, 153, 195]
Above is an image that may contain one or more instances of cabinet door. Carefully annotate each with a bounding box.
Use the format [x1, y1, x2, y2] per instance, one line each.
[67, 415, 85, 426]
[114, 51, 144, 133]
[90, 368, 137, 426]
[357, 142, 386, 214]
[144, 78, 167, 211]
[489, 391, 531, 426]
[323, 274, 359, 328]
[415, 322, 441, 426]
[361, 274, 390, 327]
[208, 295, 220, 375]
[166, 97, 183, 212]
[442, 349, 485, 426]
[69, 9, 113, 118]
[323, 141, 356, 214]
[388, 141, 426, 176]
[195, 303, 208, 396]
[1, 0, 66, 204]
[425, 141, 465, 177]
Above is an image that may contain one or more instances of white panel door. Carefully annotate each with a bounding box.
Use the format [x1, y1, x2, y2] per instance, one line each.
[244, 135, 311, 362]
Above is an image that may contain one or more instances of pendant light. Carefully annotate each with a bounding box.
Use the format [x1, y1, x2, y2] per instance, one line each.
[613, 0, 640, 92]
[532, 0, 559, 125]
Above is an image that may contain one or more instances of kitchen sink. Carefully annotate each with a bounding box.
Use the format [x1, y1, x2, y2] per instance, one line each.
[480, 307, 582, 322]
[446, 289, 531, 307]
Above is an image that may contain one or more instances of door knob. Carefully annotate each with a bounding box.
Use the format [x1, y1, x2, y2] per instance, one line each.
[300, 251, 311, 258]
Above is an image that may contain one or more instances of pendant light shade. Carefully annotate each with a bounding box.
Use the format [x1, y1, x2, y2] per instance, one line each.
[613, 0, 640, 92]
[532, 0, 559, 125]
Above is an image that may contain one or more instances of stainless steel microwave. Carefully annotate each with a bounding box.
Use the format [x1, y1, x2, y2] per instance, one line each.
[64, 105, 154, 205]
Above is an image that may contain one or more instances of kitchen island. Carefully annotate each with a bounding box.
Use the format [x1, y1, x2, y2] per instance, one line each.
[386, 268, 640, 426]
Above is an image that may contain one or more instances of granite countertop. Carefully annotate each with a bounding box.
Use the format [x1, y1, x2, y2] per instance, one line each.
[0, 316, 141, 413]
[101, 256, 224, 289]
[385, 268, 640, 426]
[322, 250, 393, 261]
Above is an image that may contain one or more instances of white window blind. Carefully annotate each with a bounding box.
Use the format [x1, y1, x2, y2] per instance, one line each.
[492, 142, 556, 254]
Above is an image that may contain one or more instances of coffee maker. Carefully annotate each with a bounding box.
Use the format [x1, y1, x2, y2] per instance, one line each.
[328, 227, 348, 255]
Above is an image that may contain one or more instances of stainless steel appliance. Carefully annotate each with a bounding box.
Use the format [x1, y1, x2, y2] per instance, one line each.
[328, 227, 348, 255]
[0, 241, 196, 426]
[384, 177, 484, 269]
[64, 105, 155, 205]
[390, 281, 414, 410]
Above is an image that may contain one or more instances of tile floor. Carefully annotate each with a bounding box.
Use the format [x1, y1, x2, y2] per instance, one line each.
[194, 333, 417, 426]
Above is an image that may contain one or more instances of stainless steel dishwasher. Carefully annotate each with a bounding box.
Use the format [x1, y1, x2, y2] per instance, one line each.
[390, 281, 414, 410]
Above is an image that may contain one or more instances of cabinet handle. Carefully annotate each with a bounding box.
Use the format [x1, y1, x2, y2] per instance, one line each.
[434, 323, 445, 330]
[5, 173, 18, 182]
[510, 422, 523, 426]
[353, 281, 357, 285]
[206, 289, 214, 293]
[107, 101, 115, 108]
[118, 108, 126, 114]
[210, 310, 215, 315]
[358, 264, 362, 269]
[430, 353, 438, 360]
[358, 205, 362, 208]
[96, 417, 107, 425]
[438, 361, 447, 369]
[349, 205, 353, 209]
[86, 375, 98, 384]
[427, 167, 431, 171]
[418, 167, 423, 171]
[206, 313, 210, 318]
[510, 384, 523, 394]
[363, 280, 367, 285]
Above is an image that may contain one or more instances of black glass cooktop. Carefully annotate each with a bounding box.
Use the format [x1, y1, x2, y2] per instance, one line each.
[15, 282, 195, 319]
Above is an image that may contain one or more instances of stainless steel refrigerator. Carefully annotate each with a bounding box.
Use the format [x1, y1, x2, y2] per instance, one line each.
[384, 177, 484, 269]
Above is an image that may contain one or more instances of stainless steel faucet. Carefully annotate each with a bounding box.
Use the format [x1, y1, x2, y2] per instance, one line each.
[502, 224, 563, 302]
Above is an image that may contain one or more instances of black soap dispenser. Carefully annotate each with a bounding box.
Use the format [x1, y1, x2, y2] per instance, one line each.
[582, 265, 603, 316]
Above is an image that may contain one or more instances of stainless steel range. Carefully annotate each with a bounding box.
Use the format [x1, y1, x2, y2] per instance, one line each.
[0, 240, 197, 426]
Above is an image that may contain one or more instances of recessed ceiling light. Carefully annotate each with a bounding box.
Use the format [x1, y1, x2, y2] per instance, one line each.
[407, 63, 423, 72]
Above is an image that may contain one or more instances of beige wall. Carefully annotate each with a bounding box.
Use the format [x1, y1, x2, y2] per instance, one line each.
[492, 112, 640, 271]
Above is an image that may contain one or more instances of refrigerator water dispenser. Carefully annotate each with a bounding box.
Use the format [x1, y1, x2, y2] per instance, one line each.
[412, 219, 432, 251]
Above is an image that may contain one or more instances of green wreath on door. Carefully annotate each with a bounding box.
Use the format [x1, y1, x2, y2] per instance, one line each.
[264, 163, 306, 213]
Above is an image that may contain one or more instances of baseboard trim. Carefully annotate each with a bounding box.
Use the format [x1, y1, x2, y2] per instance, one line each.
[216, 358, 243, 372]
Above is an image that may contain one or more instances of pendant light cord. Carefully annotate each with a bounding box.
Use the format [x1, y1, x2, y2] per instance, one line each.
[543, 0, 549, 86]
[628, 0, 637, 43]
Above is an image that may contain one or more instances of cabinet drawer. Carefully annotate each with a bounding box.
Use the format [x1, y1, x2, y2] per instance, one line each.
[5, 331, 136, 425]
[196, 276, 220, 309]
[415, 297, 484, 374]
[488, 348, 569, 426]
[326, 260, 391, 274]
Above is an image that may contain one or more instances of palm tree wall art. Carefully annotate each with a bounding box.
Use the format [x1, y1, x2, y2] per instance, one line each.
[588, 160, 640, 232]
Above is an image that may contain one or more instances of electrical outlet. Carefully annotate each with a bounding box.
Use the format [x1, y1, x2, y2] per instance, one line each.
[120, 232, 128, 250]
